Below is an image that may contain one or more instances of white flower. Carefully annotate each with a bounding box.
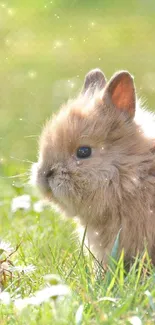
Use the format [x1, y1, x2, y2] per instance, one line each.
[128, 316, 142, 325]
[33, 200, 46, 213]
[0, 241, 13, 254]
[10, 264, 36, 274]
[75, 305, 84, 325]
[11, 195, 31, 213]
[14, 284, 71, 311]
[0, 292, 11, 305]
[43, 274, 61, 285]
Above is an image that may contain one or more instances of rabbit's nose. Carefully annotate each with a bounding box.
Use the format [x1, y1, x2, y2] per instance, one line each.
[45, 168, 55, 179]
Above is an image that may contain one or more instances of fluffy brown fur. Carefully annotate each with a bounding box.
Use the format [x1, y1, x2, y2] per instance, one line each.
[31, 68, 155, 265]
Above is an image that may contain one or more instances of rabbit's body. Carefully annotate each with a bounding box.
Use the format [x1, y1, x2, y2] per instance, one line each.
[32, 69, 155, 264]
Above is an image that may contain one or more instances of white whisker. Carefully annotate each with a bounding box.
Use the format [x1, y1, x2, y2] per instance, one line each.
[0, 172, 28, 179]
[10, 156, 34, 164]
[24, 135, 38, 138]
[52, 181, 64, 191]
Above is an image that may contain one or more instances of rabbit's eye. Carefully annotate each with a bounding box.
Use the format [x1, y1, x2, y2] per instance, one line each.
[76, 146, 91, 159]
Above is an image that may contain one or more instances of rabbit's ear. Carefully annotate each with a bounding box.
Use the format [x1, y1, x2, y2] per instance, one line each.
[103, 71, 136, 119]
[81, 68, 106, 94]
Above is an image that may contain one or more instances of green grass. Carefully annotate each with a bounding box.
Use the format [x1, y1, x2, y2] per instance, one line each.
[1, 0, 155, 323]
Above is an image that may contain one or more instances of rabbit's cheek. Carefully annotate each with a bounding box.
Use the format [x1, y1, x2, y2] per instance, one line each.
[48, 181, 70, 205]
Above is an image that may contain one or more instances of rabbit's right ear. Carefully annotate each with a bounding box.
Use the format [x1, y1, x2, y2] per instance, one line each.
[103, 71, 136, 119]
[81, 68, 107, 94]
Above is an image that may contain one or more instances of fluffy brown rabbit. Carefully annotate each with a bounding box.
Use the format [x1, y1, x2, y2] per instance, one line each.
[31, 68, 155, 265]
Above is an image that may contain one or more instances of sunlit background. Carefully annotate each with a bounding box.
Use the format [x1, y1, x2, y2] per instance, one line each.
[1, 0, 155, 192]
[0, 2, 155, 321]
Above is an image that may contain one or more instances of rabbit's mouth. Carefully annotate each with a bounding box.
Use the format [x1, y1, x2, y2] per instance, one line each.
[31, 161, 87, 218]
[31, 161, 72, 201]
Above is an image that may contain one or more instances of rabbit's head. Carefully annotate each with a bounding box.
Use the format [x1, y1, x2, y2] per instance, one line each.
[32, 69, 141, 220]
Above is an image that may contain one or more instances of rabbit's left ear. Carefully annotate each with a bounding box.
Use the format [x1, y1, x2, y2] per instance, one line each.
[103, 71, 136, 119]
[81, 68, 106, 94]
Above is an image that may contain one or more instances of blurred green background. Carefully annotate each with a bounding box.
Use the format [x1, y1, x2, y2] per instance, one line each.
[0, 0, 155, 181]
[0, 2, 155, 322]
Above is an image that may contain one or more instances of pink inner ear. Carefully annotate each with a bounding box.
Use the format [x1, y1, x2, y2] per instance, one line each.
[110, 73, 135, 118]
